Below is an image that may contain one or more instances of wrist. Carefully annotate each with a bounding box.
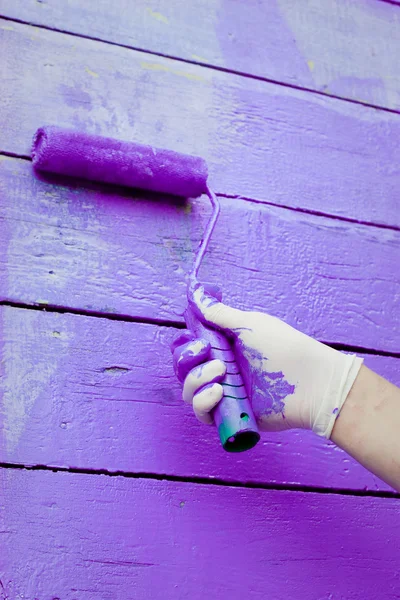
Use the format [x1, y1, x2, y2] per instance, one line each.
[312, 353, 364, 438]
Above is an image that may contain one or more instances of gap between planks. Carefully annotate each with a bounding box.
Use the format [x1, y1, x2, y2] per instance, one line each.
[1, 300, 399, 359]
[0, 461, 398, 500]
[378, 0, 400, 6]
[219, 192, 400, 233]
[1, 151, 399, 233]
[1, 13, 400, 118]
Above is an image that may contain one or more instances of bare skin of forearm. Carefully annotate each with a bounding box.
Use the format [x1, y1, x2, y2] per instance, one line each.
[331, 365, 400, 492]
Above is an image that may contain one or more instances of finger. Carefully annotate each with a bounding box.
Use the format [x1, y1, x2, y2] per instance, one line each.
[170, 331, 196, 354]
[191, 286, 244, 332]
[182, 359, 226, 404]
[202, 283, 223, 302]
[193, 383, 224, 424]
[173, 338, 211, 382]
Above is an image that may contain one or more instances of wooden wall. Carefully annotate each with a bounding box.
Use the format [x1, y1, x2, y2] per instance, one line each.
[0, 1, 399, 598]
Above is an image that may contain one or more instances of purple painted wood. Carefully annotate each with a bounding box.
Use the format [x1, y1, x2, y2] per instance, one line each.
[0, 5, 398, 598]
[1, 470, 399, 599]
[0, 306, 397, 491]
[0, 3, 398, 599]
[1, 0, 400, 112]
[1, 156, 399, 353]
[1, 21, 400, 228]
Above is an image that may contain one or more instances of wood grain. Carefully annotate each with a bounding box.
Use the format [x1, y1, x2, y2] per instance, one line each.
[1, 156, 399, 354]
[0, 305, 397, 491]
[0, 469, 399, 599]
[1, 0, 400, 112]
[0, 5, 398, 597]
[1, 20, 400, 228]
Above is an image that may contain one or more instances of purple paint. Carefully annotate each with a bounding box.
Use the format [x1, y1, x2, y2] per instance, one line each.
[188, 287, 294, 421]
[195, 362, 206, 379]
[1, 23, 400, 227]
[30, 127, 245, 449]
[3, 0, 400, 111]
[0, 3, 399, 597]
[0, 306, 396, 491]
[196, 382, 216, 393]
[185, 302, 260, 451]
[30, 130, 235, 449]
[184, 183, 260, 450]
[235, 343, 295, 419]
[170, 331, 195, 354]
[199, 291, 219, 307]
[195, 369, 226, 393]
[1, 470, 400, 599]
[58, 83, 93, 110]
[173, 339, 210, 382]
[31, 126, 209, 198]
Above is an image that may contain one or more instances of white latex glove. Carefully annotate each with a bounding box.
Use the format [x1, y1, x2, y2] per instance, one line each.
[172, 286, 363, 438]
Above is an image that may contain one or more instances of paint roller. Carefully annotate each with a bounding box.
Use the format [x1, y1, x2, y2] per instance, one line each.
[32, 126, 260, 452]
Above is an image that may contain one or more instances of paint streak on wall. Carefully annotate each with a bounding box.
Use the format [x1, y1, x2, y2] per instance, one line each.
[140, 60, 206, 82]
[146, 7, 169, 25]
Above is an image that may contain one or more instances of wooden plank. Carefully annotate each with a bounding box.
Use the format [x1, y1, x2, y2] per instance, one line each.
[1, 0, 400, 112]
[0, 469, 399, 599]
[0, 305, 398, 491]
[1, 156, 399, 354]
[0, 21, 399, 229]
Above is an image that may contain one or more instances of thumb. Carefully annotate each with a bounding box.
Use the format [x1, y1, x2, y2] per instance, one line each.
[191, 285, 245, 332]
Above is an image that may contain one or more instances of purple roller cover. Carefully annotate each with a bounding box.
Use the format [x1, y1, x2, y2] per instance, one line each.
[31, 126, 208, 198]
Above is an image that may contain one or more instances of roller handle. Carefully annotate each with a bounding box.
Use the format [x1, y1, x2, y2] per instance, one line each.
[184, 306, 260, 452]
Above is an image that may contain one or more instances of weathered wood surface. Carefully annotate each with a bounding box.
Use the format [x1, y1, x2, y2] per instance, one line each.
[1, 21, 400, 228]
[1, 156, 399, 353]
[0, 306, 397, 491]
[1, 6, 399, 598]
[1, 0, 400, 112]
[0, 469, 399, 600]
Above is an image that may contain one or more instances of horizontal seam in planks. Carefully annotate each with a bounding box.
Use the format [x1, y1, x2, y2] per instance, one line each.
[1, 14, 400, 117]
[377, 0, 400, 6]
[0, 300, 186, 330]
[1, 300, 399, 359]
[218, 192, 400, 233]
[2, 151, 400, 233]
[0, 461, 398, 499]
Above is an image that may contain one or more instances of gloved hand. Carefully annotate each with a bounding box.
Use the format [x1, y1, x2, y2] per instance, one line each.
[171, 285, 363, 438]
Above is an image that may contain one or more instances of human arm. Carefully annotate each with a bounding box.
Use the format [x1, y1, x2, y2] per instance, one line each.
[331, 365, 400, 491]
